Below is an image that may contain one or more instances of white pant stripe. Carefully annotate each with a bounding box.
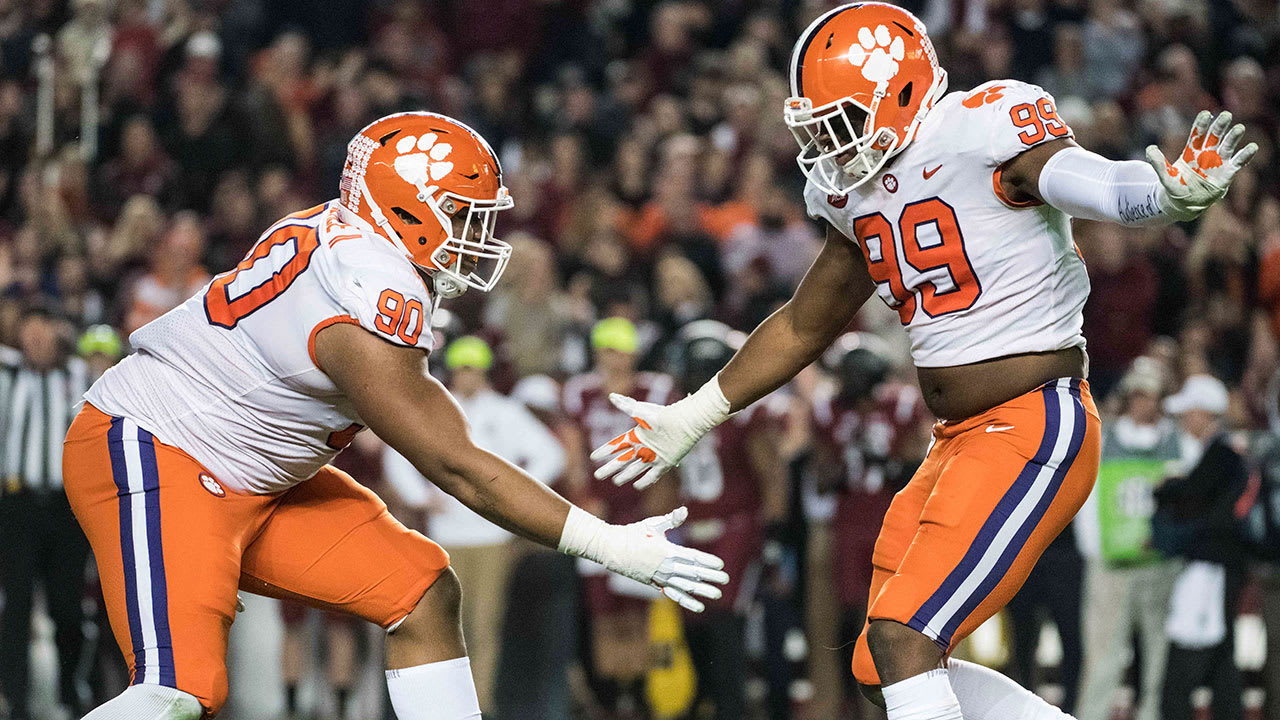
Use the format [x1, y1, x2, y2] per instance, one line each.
[121, 419, 160, 686]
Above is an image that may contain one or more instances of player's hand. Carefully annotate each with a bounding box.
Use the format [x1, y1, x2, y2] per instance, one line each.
[560, 504, 729, 612]
[591, 386, 730, 489]
[616, 507, 730, 612]
[1145, 110, 1258, 222]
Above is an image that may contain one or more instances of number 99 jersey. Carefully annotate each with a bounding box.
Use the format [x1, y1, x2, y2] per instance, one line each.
[86, 201, 434, 494]
[805, 80, 1090, 369]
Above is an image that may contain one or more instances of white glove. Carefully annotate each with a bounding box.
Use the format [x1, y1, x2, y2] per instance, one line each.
[590, 377, 732, 489]
[1144, 110, 1257, 222]
[559, 505, 729, 612]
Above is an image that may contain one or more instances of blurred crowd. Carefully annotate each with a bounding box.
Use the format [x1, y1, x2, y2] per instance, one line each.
[1, 0, 1280, 718]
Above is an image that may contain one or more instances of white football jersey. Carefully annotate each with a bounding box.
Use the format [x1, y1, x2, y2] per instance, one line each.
[805, 80, 1090, 368]
[86, 201, 434, 494]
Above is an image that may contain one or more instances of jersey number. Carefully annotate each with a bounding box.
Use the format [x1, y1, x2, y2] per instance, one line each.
[1010, 98, 1069, 146]
[374, 289, 424, 345]
[853, 198, 979, 325]
[204, 225, 425, 347]
[205, 225, 319, 329]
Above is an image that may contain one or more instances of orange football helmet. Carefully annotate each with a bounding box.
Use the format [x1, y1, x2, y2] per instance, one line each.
[784, 3, 948, 195]
[339, 111, 513, 299]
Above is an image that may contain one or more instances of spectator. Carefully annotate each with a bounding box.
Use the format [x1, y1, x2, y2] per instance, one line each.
[482, 235, 574, 378]
[56, 0, 111, 89]
[560, 317, 678, 715]
[383, 336, 566, 715]
[1076, 357, 1182, 720]
[1035, 24, 1091, 102]
[76, 323, 121, 381]
[0, 303, 93, 719]
[277, 601, 360, 720]
[1079, 220, 1159, 398]
[1155, 374, 1249, 720]
[55, 254, 107, 327]
[1080, 0, 1144, 99]
[122, 210, 210, 334]
[808, 333, 929, 719]
[1250, 369, 1280, 720]
[95, 115, 176, 215]
[164, 33, 241, 211]
[94, 194, 164, 290]
[669, 321, 789, 720]
[1004, 531, 1084, 714]
[1136, 44, 1218, 135]
[492, 377, 581, 720]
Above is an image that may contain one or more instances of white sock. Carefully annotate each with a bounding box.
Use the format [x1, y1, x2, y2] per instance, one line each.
[81, 684, 203, 720]
[882, 668, 965, 720]
[386, 657, 482, 720]
[947, 658, 1074, 720]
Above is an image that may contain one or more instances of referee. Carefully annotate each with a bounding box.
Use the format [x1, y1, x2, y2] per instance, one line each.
[0, 302, 92, 720]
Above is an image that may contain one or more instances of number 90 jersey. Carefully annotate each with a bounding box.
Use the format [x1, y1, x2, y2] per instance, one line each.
[86, 201, 434, 494]
[805, 80, 1090, 369]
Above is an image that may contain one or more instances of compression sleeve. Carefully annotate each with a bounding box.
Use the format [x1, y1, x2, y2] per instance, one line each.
[1036, 146, 1171, 227]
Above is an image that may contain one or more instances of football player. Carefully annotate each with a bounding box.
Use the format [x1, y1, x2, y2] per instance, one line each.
[809, 333, 930, 718]
[590, 4, 1257, 720]
[62, 112, 727, 720]
[667, 320, 790, 720]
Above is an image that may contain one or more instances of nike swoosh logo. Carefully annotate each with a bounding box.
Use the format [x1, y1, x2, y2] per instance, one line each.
[986, 425, 1015, 433]
[923, 165, 942, 180]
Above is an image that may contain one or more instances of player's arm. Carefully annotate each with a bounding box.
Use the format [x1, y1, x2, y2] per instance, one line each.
[314, 323, 728, 611]
[1000, 110, 1256, 225]
[719, 225, 875, 409]
[592, 225, 875, 489]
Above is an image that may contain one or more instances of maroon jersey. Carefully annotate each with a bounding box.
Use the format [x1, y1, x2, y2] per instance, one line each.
[681, 396, 786, 523]
[811, 381, 931, 606]
[678, 396, 788, 609]
[562, 371, 676, 525]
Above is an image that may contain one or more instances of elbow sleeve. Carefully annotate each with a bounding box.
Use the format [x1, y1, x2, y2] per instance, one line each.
[1037, 146, 1170, 226]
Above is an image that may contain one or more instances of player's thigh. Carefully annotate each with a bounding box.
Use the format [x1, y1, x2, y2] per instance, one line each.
[63, 407, 272, 715]
[869, 380, 1100, 657]
[869, 450, 942, 581]
[851, 447, 942, 686]
[239, 465, 450, 629]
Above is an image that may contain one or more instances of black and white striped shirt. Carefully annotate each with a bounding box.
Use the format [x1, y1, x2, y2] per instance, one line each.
[0, 347, 90, 493]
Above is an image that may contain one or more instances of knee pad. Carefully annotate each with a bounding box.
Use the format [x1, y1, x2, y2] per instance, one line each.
[82, 684, 205, 720]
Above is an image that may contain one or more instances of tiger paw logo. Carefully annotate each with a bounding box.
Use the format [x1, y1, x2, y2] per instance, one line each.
[393, 133, 454, 187]
[198, 473, 226, 498]
[1180, 127, 1221, 180]
[846, 25, 905, 86]
[963, 84, 1007, 108]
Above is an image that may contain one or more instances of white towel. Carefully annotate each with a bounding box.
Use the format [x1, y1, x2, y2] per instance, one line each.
[1165, 560, 1227, 649]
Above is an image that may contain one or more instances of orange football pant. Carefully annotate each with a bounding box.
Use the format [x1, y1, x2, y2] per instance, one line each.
[63, 404, 449, 716]
[852, 378, 1100, 686]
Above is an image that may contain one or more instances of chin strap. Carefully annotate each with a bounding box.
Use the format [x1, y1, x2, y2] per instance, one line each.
[359, 175, 469, 301]
[358, 176, 410, 254]
[433, 272, 467, 299]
